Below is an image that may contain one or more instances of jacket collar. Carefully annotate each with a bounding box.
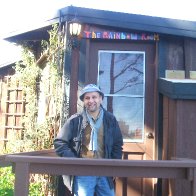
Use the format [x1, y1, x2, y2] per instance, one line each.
[81, 106, 106, 129]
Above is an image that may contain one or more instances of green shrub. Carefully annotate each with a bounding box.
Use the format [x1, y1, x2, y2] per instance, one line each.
[0, 167, 14, 196]
[0, 167, 56, 196]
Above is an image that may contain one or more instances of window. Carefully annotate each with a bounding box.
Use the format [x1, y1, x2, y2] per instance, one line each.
[98, 50, 145, 142]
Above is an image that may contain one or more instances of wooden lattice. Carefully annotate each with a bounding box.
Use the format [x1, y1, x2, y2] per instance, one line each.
[0, 76, 25, 151]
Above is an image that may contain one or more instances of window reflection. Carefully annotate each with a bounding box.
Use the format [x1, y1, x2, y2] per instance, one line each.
[98, 50, 145, 142]
[98, 51, 145, 96]
[102, 97, 144, 142]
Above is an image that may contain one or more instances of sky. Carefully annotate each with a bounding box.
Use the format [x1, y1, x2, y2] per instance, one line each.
[0, 0, 196, 65]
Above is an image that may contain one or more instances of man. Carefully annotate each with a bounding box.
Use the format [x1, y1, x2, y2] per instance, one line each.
[54, 84, 123, 196]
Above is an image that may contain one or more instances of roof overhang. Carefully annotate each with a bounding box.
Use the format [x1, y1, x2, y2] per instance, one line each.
[4, 6, 196, 43]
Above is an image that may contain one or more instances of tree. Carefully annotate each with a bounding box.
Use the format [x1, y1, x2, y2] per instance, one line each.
[107, 52, 144, 113]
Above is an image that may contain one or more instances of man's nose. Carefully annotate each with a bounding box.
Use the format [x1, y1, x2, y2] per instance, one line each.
[88, 97, 94, 102]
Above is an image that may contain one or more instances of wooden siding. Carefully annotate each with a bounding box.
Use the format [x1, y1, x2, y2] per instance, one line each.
[184, 38, 196, 78]
[162, 96, 196, 195]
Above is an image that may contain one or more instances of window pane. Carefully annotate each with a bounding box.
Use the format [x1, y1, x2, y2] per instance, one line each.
[98, 50, 145, 142]
[98, 51, 145, 96]
[102, 97, 144, 142]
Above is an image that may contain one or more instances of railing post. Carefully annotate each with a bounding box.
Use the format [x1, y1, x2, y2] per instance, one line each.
[14, 162, 30, 196]
[192, 168, 196, 196]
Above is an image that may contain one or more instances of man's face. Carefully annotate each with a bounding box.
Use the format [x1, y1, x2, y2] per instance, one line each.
[83, 91, 103, 113]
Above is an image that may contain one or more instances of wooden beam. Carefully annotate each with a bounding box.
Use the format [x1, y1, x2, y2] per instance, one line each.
[69, 47, 80, 116]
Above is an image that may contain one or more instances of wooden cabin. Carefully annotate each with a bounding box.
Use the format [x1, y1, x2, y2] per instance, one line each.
[3, 5, 196, 196]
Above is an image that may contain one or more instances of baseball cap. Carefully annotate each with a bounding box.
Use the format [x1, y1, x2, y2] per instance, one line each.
[79, 84, 104, 101]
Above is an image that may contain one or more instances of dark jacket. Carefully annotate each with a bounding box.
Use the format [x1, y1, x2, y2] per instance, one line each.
[54, 107, 123, 191]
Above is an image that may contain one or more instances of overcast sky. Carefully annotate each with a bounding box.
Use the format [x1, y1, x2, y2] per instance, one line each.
[1, 0, 196, 36]
[0, 0, 195, 64]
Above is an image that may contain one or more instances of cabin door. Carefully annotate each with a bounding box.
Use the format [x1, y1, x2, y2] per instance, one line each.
[88, 40, 156, 196]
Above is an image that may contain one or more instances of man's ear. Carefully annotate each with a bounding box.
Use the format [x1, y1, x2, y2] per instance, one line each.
[100, 96, 103, 103]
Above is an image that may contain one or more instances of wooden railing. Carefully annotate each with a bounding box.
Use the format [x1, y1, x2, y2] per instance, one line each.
[1, 150, 196, 196]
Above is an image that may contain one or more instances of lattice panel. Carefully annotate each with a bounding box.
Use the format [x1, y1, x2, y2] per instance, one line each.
[0, 76, 26, 150]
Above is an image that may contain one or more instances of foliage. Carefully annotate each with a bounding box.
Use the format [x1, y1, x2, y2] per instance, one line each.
[0, 167, 57, 196]
[0, 167, 14, 196]
[6, 24, 64, 153]
[2, 23, 66, 195]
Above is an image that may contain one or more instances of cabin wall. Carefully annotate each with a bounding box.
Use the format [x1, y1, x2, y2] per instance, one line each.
[162, 97, 196, 160]
[159, 36, 196, 78]
[184, 38, 196, 78]
[162, 96, 196, 196]
[158, 36, 196, 196]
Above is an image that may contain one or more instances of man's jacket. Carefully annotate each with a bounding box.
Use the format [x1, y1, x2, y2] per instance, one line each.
[54, 107, 123, 191]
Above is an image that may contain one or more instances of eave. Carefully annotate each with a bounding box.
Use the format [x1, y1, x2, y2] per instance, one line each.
[4, 6, 196, 43]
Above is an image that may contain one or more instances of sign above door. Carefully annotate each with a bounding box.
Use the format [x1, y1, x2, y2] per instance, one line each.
[83, 30, 159, 41]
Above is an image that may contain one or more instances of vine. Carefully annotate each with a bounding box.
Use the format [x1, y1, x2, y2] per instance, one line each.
[3, 24, 66, 195]
[6, 24, 64, 152]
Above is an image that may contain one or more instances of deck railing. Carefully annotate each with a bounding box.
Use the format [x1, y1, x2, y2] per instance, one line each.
[1, 150, 196, 196]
